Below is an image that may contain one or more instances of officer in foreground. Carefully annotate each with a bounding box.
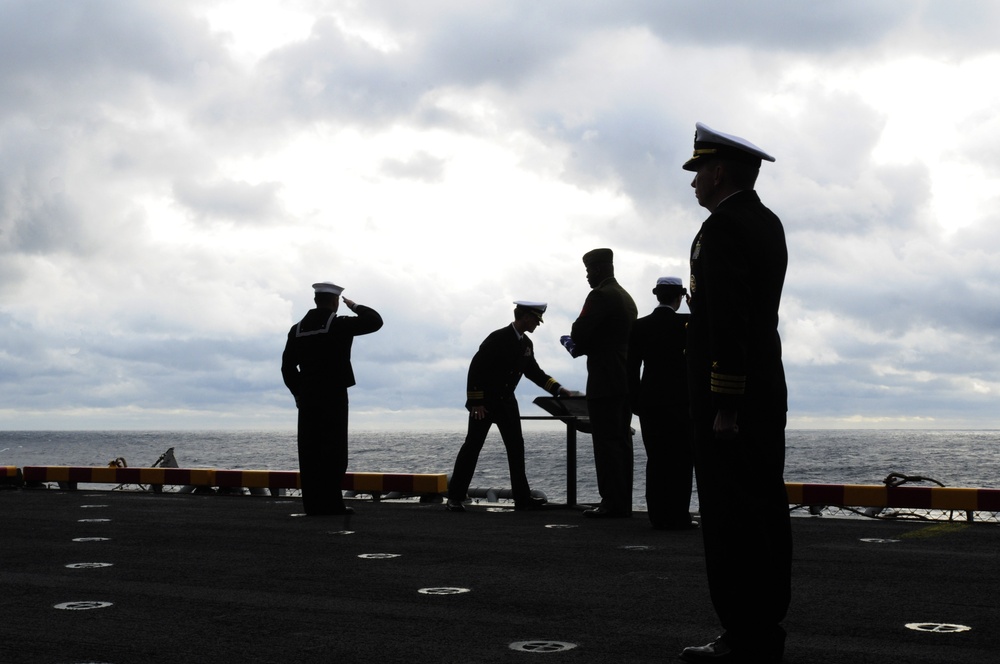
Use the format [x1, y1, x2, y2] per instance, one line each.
[680, 124, 791, 663]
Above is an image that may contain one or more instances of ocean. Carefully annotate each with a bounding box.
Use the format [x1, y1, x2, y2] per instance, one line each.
[3, 428, 999, 509]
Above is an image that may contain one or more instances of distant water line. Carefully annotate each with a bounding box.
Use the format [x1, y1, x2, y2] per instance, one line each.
[2, 429, 999, 509]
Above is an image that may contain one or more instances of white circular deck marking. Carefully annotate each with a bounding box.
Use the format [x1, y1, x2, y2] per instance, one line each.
[65, 563, 114, 569]
[80, 504, 108, 508]
[418, 587, 470, 595]
[327, 530, 355, 535]
[544, 524, 578, 529]
[77, 518, 111, 523]
[619, 545, 653, 551]
[905, 622, 971, 633]
[358, 553, 400, 559]
[72, 537, 110, 542]
[860, 538, 900, 544]
[54, 601, 113, 611]
[509, 640, 578, 653]
[486, 507, 513, 513]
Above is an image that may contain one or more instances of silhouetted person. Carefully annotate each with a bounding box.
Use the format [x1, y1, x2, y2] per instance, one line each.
[565, 248, 638, 518]
[281, 282, 383, 516]
[447, 302, 572, 512]
[679, 123, 791, 663]
[627, 276, 696, 530]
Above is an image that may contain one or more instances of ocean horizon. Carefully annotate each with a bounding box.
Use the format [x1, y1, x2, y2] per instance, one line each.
[3, 429, 999, 510]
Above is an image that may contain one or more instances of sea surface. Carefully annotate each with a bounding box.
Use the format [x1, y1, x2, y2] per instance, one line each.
[3, 428, 998, 510]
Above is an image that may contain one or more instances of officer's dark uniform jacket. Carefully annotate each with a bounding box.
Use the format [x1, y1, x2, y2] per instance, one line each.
[687, 190, 787, 419]
[281, 305, 383, 399]
[466, 325, 561, 408]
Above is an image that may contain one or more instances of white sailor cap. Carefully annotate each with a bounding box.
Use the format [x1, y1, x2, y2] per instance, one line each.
[312, 282, 344, 296]
[682, 122, 776, 171]
[654, 276, 686, 295]
[514, 300, 548, 322]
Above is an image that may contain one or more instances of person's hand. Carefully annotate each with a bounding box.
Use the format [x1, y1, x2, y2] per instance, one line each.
[713, 409, 739, 440]
[469, 405, 487, 420]
[342, 297, 357, 311]
[558, 387, 573, 397]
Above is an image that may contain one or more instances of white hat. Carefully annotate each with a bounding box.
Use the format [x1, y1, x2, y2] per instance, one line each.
[312, 282, 344, 296]
[656, 277, 683, 288]
[683, 122, 775, 171]
[514, 301, 548, 322]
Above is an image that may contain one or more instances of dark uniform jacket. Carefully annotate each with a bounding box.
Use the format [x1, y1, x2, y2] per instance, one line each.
[281, 305, 383, 398]
[466, 325, 561, 409]
[687, 190, 787, 419]
[570, 277, 638, 399]
[627, 306, 689, 417]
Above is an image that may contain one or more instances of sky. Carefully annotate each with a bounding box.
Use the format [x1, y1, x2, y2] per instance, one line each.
[3, 0, 1000, 431]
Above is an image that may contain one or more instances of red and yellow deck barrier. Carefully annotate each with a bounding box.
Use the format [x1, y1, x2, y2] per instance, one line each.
[12, 469, 1000, 511]
[20, 466, 448, 495]
[786, 482, 1000, 512]
[1, 466, 23, 485]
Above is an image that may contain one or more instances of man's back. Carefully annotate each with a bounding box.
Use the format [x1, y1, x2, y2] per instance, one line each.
[282, 306, 383, 395]
[571, 277, 638, 398]
[630, 307, 689, 412]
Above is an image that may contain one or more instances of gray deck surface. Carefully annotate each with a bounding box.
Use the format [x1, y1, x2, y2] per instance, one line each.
[2, 489, 997, 663]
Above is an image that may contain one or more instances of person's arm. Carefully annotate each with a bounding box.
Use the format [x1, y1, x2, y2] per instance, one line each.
[522, 346, 564, 397]
[341, 297, 384, 335]
[626, 322, 644, 414]
[280, 331, 302, 405]
[701, 216, 750, 438]
[466, 330, 503, 418]
[569, 289, 605, 355]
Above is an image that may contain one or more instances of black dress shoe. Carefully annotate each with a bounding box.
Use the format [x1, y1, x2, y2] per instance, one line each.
[680, 635, 782, 663]
[514, 497, 547, 511]
[679, 636, 736, 662]
[582, 506, 630, 518]
[445, 499, 466, 513]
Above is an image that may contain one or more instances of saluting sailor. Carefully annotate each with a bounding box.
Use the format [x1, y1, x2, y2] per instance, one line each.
[281, 282, 383, 516]
[679, 123, 791, 663]
[447, 301, 574, 512]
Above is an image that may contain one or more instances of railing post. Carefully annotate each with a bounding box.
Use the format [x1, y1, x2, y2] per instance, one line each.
[566, 424, 577, 507]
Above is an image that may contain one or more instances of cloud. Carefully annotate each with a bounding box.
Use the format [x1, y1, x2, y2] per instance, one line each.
[173, 178, 287, 224]
[2, 1, 1000, 430]
[378, 151, 446, 183]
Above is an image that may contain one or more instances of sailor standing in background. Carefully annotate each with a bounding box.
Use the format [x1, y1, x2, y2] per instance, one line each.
[679, 123, 791, 663]
[564, 249, 638, 518]
[627, 276, 696, 530]
[281, 282, 383, 516]
[447, 302, 573, 512]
